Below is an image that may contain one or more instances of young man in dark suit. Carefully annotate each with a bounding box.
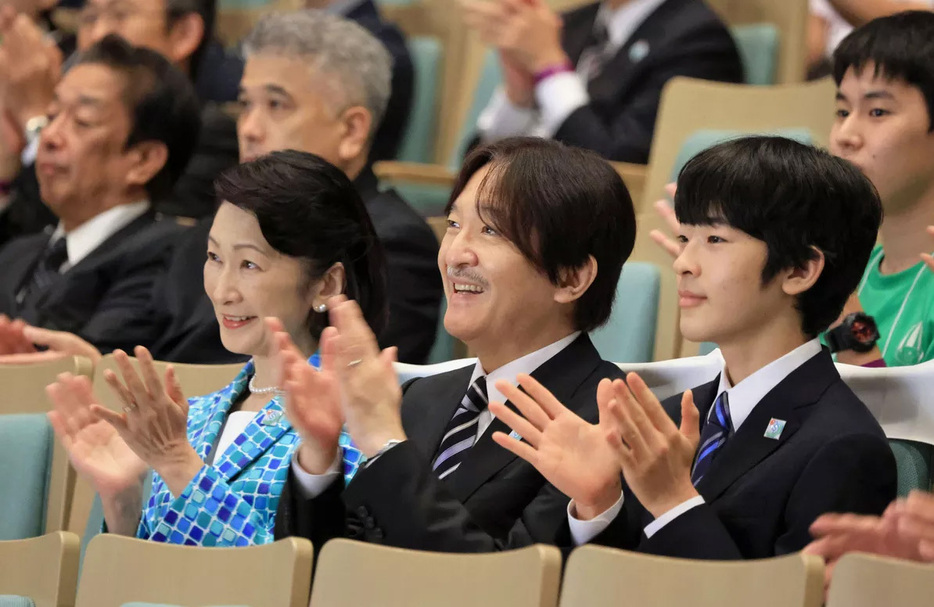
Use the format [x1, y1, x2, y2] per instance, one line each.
[493, 136, 897, 560]
[463, 0, 743, 163]
[271, 136, 637, 554]
[0, 36, 199, 355]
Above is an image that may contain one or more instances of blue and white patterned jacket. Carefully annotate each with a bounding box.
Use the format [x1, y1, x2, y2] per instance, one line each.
[137, 355, 319, 547]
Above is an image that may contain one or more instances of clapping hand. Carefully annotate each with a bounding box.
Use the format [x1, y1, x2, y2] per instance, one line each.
[0, 6, 61, 129]
[89, 347, 203, 498]
[269, 317, 344, 474]
[460, 0, 568, 74]
[649, 183, 681, 259]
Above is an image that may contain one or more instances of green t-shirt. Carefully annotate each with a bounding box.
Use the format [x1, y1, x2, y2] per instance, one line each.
[858, 245, 934, 367]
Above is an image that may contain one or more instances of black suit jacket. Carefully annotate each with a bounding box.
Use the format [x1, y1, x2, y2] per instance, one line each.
[347, 0, 415, 164]
[0, 212, 182, 354]
[574, 350, 897, 560]
[546, 0, 742, 163]
[357, 168, 441, 363]
[0, 105, 238, 248]
[149, 170, 439, 364]
[274, 334, 626, 556]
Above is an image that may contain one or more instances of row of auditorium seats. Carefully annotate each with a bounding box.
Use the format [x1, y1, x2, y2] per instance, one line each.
[2, 529, 933, 606]
[2, 350, 931, 546]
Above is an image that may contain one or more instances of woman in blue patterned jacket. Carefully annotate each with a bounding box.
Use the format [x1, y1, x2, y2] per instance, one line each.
[47, 151, 387, 546]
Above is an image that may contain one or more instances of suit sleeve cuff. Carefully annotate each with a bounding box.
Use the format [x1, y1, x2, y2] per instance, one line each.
[535, 71, 589, 138]
[477, 87, 540, 140]
[567, 492, 624, 546]
[643, 495, 706, 538]
[290, 449, 341, 499]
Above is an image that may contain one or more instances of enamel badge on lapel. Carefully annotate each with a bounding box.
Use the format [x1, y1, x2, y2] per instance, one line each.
[629, 40, 650, 63]
[764, 418, 786, 440]
[262, 410, 283, 426]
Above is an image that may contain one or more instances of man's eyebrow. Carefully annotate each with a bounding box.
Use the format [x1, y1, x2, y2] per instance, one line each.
[864, 90, 896, 101]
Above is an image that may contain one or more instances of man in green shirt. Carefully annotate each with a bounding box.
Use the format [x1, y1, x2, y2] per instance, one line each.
[823, 11, 934, 366]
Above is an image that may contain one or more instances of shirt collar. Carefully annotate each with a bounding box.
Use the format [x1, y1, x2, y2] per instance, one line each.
[468, 331, 582, 409]
[714, 339, 822, 431]
[597, 0, 668, 50]
[51, 201, 150, 270]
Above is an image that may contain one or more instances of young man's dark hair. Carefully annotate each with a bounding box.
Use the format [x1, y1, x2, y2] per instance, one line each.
[73, 34, 202, 202]
[445, 137, 637, 332]
[832, 10, 934, 131]
[675, 136, 883, 337]
[215, 149, 388, 339]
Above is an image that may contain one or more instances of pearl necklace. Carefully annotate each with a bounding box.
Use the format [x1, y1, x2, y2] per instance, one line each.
[248, 374, 285, 395]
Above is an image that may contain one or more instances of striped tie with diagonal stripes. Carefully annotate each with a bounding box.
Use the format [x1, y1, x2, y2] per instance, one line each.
[690, 391, 732, 486]
[432, 375, 488, 480]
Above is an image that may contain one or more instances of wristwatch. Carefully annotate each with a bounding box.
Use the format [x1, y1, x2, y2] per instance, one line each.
[24, 115, 49, 146]
[826, 312, 880, 353]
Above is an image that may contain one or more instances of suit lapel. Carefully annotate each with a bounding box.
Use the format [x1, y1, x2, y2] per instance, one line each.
[9, 233, 52, 307]
[211, 396, 293, 483]
[695, 351, 840, 502]
[445, 334, 605, 503]
[192, 363, 251, 461]
[404, 365, 475, 461]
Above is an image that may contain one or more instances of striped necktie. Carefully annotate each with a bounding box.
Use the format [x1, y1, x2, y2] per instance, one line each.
[17, 236, 68, 318]
[691, 391, 732, 486]
[577, 18, 610, 81]
[432, 376, 488, 480]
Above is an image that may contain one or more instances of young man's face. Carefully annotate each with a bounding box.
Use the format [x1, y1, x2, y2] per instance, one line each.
[77, 0, 172, 56]
[237, 54, 348, 169]
[831, 64, 934, 212]
[674, 223, 793, 346]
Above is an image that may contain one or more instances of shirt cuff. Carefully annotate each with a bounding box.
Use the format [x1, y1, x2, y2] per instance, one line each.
[477, 87, 540, 141]
[534, 71, 590, 138]
[567, 491, 625, 546]
[643, 495, 706, 539]
[290, 449, 341, 499]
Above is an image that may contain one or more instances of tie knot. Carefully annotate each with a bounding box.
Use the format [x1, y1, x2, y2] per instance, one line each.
[465, 376, 488, 412]
[44, 237, 68, 271]
[710, 391, 732, 434]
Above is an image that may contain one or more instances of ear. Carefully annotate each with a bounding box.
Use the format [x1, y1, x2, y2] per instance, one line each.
[310, 262, 346, 310]
[336, 105, 373, 165]
[781, 246, 825, 296]
[166, 13, 205, 66]
[554, 255, 598, 305]
[124, 141, 168, 190]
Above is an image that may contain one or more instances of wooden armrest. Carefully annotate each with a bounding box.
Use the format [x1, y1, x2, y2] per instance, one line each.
[373, 161, 457, 187]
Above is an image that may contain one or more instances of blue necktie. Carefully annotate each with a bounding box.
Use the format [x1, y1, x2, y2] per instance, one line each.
[691, 391, 732, 486]
[432, 376, 488, 480]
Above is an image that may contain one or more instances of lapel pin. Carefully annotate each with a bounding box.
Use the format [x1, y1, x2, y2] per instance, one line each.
[629, 40, 650, 63]
[508, 430, 523, 441]
[262, 410, 283, 427]
[764, 418, 786, 440]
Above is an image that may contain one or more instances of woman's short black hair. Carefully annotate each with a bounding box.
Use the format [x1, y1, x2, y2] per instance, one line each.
[214, 150, 388, 340]
[445, 137, 637, 332]
[833, 10, 934, 131]
[73, 35, 202, 202]
[675, 136, 883, 337]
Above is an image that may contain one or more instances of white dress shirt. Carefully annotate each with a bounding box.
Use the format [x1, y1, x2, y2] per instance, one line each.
[48, 201, 150, 272]
[291, 331, 583, 498]
[477, 0, 666, 141]
[568, 339, 823, 545]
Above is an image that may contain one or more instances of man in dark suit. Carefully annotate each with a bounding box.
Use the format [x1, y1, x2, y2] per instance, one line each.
[0, 0, 238, 245]
[272, 137, 638, 555]
[463, 0, 744, 163]
[0, 37, 199, 354]
[493, 136, 897, 560]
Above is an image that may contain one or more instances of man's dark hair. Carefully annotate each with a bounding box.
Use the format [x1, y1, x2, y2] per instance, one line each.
[833, 10, 934, 131]
[675, 136, 883, 337]
[215, 150, 388, 340]
[445, 137, 637, 332]
[74, 35, 201, 201]
[166, 0, 216, 79]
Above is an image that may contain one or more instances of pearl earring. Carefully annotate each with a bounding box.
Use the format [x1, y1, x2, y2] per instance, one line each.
[314, 303, 327, 313]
